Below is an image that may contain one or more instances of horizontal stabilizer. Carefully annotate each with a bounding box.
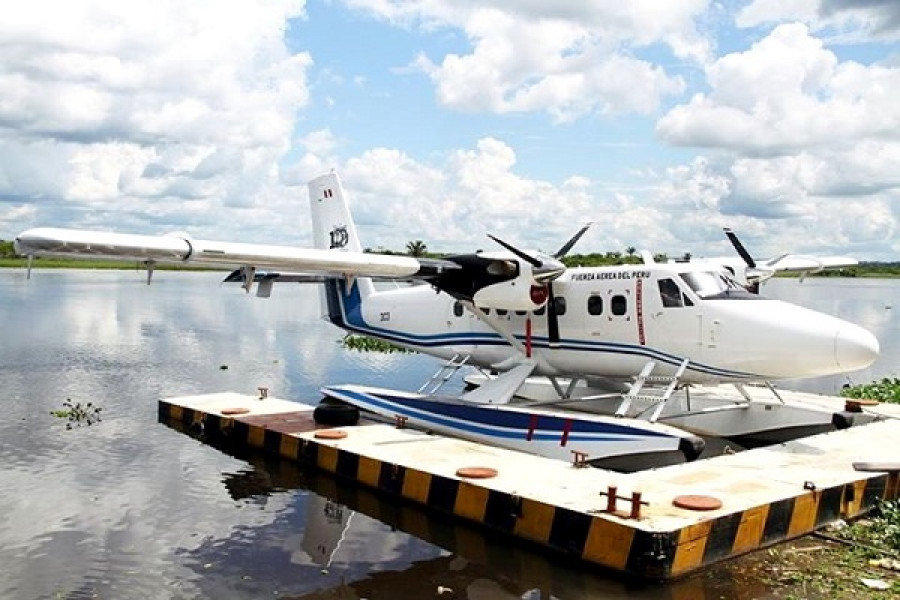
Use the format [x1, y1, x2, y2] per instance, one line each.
[222, 269, 330, 284]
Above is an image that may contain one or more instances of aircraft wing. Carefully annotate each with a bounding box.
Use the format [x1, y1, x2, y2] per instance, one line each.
[13, 227, 456, 279]
[765, 255, 858, 273]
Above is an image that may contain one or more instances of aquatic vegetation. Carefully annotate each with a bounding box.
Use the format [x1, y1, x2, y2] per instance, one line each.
[742, 500, 900, 598]
[50, 399, 103, 429]
[841, 378, 900, 404]
[339, 334, 413, 353]
[838, 499, 900, 555]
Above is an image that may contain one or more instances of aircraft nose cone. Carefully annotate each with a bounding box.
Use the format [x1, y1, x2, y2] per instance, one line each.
[835, 325, 879, 372]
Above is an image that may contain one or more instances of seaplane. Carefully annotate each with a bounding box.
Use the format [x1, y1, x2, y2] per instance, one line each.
[13, 172, 882, 471]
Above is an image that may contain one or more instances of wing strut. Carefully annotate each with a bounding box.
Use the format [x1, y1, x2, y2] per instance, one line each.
[460, 360, 538, 405]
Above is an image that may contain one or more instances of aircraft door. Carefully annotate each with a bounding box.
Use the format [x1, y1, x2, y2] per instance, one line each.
[579, 282, 643, 355]
[644, 277, 701, 357]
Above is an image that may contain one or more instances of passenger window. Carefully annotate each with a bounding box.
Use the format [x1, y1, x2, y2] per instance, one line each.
[534, 306, 546, 316]
[496, 309, 508, 316]
[480, 307, 489, 315]
[453, 301, 464, 317]
[658, 279, 683, 308]
[515, 310, 527, 316]
[552, 296, 567, 316]
[611, 295, 627, 316]
[587, 295, 603, 315]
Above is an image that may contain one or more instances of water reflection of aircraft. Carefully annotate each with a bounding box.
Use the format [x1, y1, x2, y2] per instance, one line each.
[15, 172, 881, 467]
[302, 496, 352, 570]
[203, 450, 720, 600]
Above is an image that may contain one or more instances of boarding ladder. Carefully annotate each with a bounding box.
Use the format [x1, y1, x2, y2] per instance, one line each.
[615, 358, 690, 422]
[418, 354, 471, 394]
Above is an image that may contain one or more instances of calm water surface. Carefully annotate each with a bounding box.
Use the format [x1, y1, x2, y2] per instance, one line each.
[1, 270, 897, 599]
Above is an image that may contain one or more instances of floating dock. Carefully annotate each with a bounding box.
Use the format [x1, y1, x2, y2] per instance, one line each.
[159, 390, 900, 581]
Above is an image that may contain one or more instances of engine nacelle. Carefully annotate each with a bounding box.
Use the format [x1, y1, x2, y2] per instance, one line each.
[472, 270, 550, 311]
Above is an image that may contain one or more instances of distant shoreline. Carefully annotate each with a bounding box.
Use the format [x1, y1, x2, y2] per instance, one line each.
[0, 258, 217, 271]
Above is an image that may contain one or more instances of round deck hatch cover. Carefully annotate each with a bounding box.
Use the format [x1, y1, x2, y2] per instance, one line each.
[673, 494, 723, 511]
[456, 467, 498, 479]
[314, 429, 348, 440]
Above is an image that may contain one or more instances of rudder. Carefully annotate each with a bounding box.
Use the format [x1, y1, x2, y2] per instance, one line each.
[307, 171, 375, 321]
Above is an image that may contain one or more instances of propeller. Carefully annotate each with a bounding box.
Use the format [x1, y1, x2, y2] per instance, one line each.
[485, 234, 566, 284]
[723, 227, 775, 292]
[487, 224, 594, 347]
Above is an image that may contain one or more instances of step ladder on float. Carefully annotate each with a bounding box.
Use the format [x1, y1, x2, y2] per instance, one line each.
[418, 354, 472, 394]
[615, 359, 690, 422]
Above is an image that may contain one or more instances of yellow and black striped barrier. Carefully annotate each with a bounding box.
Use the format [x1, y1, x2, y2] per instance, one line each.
[159, 399, 898, 581]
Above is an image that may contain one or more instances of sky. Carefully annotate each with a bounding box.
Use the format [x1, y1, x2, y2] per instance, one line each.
[1, 0, 899, 260]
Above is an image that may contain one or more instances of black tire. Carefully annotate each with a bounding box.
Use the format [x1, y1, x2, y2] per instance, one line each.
[314, 401, 360, 426]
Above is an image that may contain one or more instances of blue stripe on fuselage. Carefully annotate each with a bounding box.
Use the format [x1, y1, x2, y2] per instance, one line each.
[325, 279, 758, 380]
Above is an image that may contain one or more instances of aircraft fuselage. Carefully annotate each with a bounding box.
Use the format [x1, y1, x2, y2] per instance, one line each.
[326, 262, 878, 384]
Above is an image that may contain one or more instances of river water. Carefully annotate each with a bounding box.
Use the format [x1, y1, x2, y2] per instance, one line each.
[0, 270, 897, 599]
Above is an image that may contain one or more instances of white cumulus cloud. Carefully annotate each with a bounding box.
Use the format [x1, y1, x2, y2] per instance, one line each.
[655, 22, 900, 248]
[349, 0, 704, 121]
[0, 0, 311, 239]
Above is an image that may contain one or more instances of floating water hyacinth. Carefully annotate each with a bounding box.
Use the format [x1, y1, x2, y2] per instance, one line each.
[339, 334, 413, 353]
[51, 398, 103, 429]
[841, 378, 900, 404]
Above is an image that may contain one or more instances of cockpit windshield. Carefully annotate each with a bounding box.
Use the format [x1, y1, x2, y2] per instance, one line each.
[678, 271, 757, 300]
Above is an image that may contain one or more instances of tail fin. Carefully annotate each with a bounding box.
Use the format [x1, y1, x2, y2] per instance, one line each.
[308, 171, 365, 253]
[307, 171, 375, 322]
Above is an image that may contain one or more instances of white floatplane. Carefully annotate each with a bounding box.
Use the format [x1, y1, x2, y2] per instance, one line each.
[13, 171, 882, 469]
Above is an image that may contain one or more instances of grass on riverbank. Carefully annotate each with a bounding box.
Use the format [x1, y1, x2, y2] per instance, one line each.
[711, 500, 900, 599]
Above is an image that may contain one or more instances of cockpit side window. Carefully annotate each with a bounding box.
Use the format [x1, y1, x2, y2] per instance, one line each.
[679, 271, 757, 300]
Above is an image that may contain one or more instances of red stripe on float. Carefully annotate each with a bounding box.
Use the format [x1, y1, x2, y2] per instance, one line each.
[526, 414, 539, 441]
[560, 419, 572, 446]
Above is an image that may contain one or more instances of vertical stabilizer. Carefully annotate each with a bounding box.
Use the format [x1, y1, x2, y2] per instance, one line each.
[309, 171, 365, 253]
[308, 171, 375, 322]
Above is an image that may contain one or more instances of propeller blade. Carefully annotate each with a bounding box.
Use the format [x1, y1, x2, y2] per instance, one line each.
[487, 233, 567, 284]
[553, 223, 594, 258]
[723, 227, 756, 268]
[486, 234, 542, 268]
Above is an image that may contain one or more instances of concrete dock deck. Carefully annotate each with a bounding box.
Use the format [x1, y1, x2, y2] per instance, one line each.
[158, 390, 900, 580]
